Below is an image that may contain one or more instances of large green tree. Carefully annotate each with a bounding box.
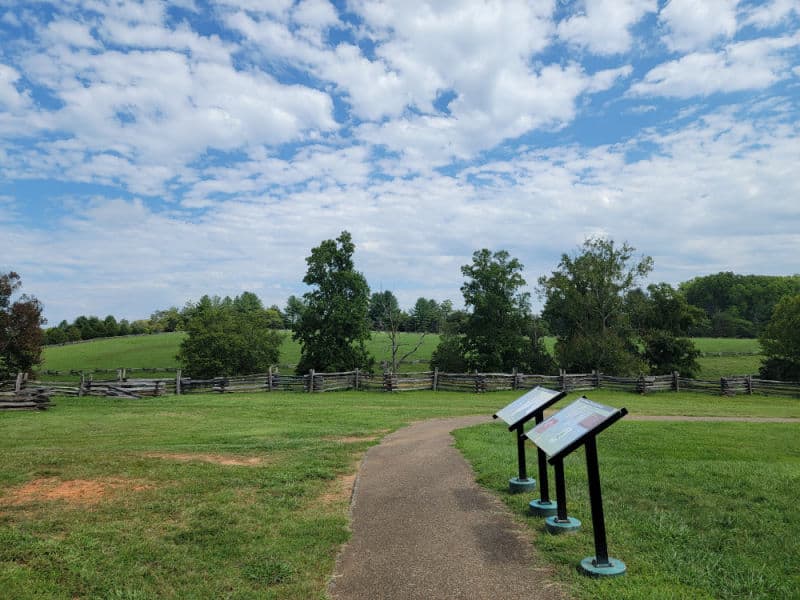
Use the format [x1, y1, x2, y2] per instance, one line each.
[178, 293, 284, 378]
[369, 290, 402, 331]
[759, 294, 800, 381]
[539, 238, 653, 375]
[0, 271, 46, 378]
[293, 231, 373, 373]
[630, 283, 703, 376]
[457, 249, 545, 372]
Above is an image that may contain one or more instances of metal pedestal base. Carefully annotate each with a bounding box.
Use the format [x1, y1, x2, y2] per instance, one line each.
[508, 477, 536, 493]
[579, 557, 626, 577]
[528, 499, 558, 517]
[544, 516, 581, 534]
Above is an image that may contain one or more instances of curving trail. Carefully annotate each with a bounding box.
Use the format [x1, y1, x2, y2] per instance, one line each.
[328, 416, 566, 600]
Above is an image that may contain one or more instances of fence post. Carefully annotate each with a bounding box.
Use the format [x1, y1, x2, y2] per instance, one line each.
[512, 368, 518, 390]
[746, 374, 753, 395]
[559, 369, 566, 392]
[383, 371, 393, 392]
[592, 369, 599, 389]
[79, 372, 85, 397]
[308, 370, 315, 393]
[433, 367, 439, 392]
[672, 371, 680, 392]
[14, 372, 24, 393]
[267, 366, 274, 392]
[354, 368, 360, 391]
[175, 369, 182, 395]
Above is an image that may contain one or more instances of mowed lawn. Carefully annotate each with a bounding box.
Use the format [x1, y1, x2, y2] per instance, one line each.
[1, 389, 798, 599]
[42, 333, 765, 380]
[456, 414, 800, 599]
[41, 331, 442, 375]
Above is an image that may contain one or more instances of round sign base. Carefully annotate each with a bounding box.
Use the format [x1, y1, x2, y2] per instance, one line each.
[544, 516, 581, 534]
[508, 477, 536, 493]
[579, 557, 627, 577]
[529, 499, 558, 517]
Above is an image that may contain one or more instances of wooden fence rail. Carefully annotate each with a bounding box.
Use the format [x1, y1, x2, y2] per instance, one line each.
[6, 368, 800, 399]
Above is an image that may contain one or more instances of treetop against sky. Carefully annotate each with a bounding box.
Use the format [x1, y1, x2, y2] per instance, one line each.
[0, 0, 798, 324]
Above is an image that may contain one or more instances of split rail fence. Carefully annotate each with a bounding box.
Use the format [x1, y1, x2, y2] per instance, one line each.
[4, 368, 800, 400]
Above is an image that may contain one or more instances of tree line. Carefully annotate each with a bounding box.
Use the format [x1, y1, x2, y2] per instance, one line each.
[3, 233, 800, 381]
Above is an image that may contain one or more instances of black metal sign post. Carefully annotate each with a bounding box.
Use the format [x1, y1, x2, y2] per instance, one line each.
[526, 397, 628, 577]
[529, 410, 558, 517]
[543, 456, 581, 533]
[493, 387, 566, 493]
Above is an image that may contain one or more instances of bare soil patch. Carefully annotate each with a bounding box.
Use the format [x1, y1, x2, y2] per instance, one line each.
[5, 477, 151, 506]
[320, 473, 357, 506]
[144, 452, 265, 466]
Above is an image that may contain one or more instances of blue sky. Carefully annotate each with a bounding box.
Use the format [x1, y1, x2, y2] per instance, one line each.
[1, 0, 798, 324]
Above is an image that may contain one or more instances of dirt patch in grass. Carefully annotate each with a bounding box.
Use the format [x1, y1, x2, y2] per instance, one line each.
[5, 477, 151, 506]
[144, 452, 265, 466]
[320, 473, 357, 506]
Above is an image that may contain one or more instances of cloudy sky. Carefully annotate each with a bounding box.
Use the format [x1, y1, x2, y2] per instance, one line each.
[1, 0, 798, 324]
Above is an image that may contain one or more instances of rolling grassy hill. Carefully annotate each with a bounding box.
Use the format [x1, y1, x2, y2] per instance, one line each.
[40, 333, 763, 379]
[41, 331, 443, 374]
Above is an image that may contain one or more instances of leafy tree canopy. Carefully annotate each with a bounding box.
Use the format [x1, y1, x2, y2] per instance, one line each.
[460, 249, 530, 372]
[293, 231, 373, 373]
[0, 271, 46, 378]
[539, 238, 653, 374]
[680, 272, 800, 337]
[759, 294, 800, 381]
[178, 292, 284, 378]
[369, 290, 402, 331]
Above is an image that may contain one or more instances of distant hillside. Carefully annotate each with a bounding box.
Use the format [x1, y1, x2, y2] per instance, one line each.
[41, 331, 443, 374]
[40, 332, 762, 379]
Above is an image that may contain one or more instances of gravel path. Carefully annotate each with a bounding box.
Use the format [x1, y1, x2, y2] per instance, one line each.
[328, 415, 566, 600]
[328, 412, 797, 599]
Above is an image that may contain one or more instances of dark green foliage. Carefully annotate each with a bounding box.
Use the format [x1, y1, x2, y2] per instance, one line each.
[178, 293, 284, 378]
[149, 306, 185, 333]
[540, 238, 652, 375]
[681, 272, 800, 336]
[45, 308, 175, 343]
[0, 271, 46, 378]
[369, 290, 402, 330]
[283, 295, 305, 328]
[634, 283, 703, 377]
[759, 294, 800, 380]
[430, 333, 467, 372]
[293, 231, 374, 374]
[642, 332, 701, 377]
[459, 249, 533, 372]
[521, 317, 557, 375]
[408, 297, 444, 332]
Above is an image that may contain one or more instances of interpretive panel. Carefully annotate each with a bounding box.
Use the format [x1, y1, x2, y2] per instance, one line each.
[526, 397, 622, 459]
[493, 386, 565, 429]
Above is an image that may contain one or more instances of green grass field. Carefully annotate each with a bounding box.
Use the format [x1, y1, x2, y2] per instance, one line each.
[42, 334, 765, 380]
[691, 338, 762, 354]
[42, 331, 442, 375]
[455, 417, 800, 599]
[1, 390, 798, 599]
